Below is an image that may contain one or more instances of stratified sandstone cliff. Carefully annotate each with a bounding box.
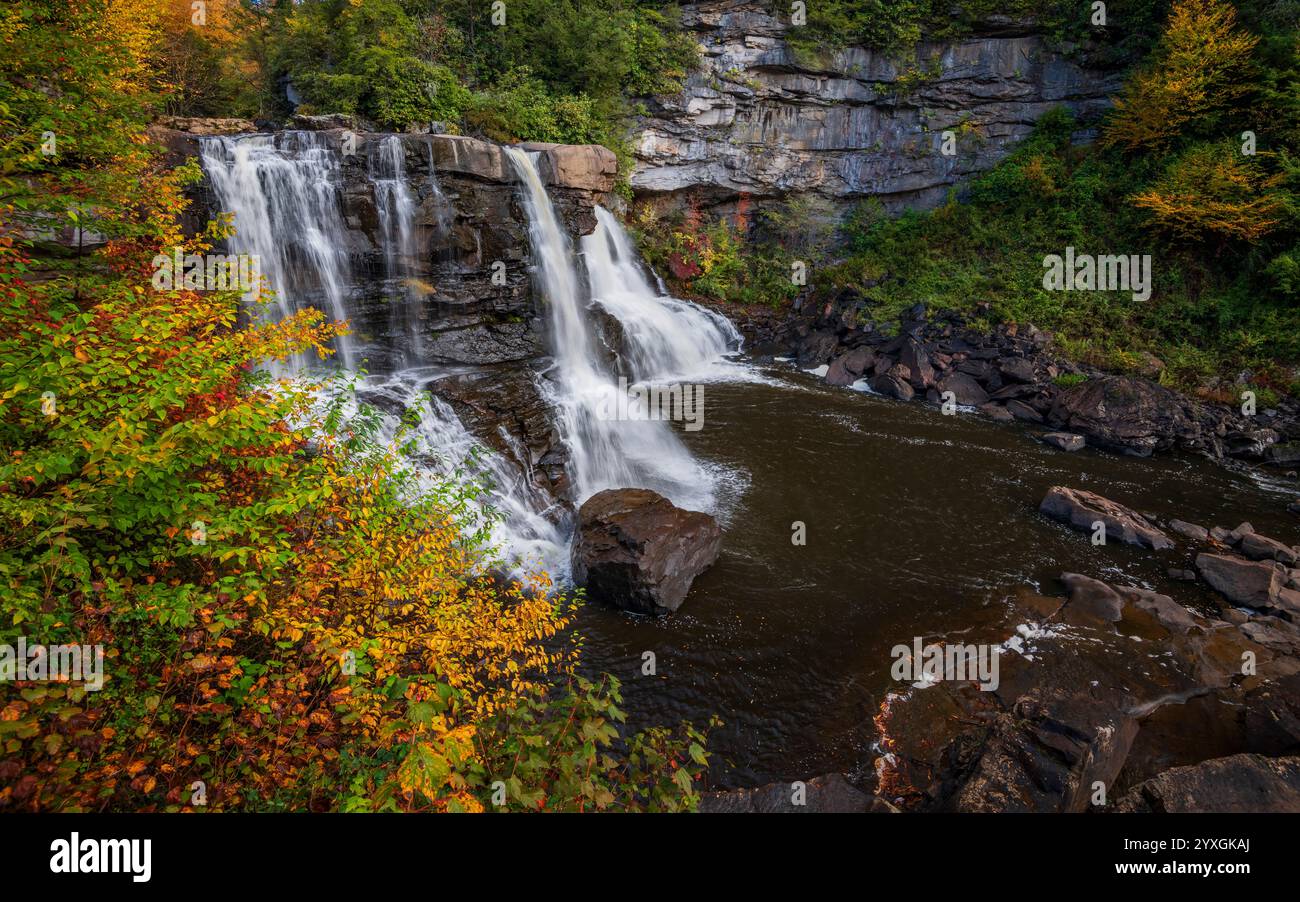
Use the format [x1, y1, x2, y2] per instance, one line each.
[631, 1, 1125, 221]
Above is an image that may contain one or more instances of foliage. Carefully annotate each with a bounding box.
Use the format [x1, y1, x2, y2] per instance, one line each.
[259, 0, 696, 151]
[1103, 0, 1259, 151]
[0, 0, 712, 813]
[1133, 139, 1290, 243]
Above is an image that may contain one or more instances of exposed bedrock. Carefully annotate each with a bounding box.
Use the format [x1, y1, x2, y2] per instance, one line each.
[630, 0, 1125, 223]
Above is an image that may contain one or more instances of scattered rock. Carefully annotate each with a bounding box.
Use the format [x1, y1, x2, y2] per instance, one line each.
[1195, 553, 1284, 608]
[571, 488, 722, 616]
[998, 357, 1036, 383]
[1039, 486, 1174, 550]
[1168, 519, 1209, 543]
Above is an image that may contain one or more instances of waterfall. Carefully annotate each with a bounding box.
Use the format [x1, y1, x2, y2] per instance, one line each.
[582, 206, 742, 383]
[504, 147, 726, 511]
[200, 131, 354, 372]
[368, 136, 421, 365]
[199, 132, 746, 582]
[353, 372, 570, 575]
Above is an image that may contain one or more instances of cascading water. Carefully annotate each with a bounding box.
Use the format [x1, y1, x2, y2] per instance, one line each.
[368, 136, 422, 366]
[505, 147, 731, 511]
[200, 131, 354, 373]
[200, 132, 747, 581]
[582, 206, 742, 384]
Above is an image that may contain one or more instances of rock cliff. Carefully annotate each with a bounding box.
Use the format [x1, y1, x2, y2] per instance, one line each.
[631, 0, 1125, 222]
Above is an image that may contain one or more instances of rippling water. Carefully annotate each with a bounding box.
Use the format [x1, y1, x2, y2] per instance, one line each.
[574, 364, 1298, 789]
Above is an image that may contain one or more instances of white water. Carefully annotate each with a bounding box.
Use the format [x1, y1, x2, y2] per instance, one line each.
[368, 136, 421, 365]
[200, 132, 354, 372]
[505, 147, 735, 511]
[201, 132, 747, 580]
[583, 206, 742, 384]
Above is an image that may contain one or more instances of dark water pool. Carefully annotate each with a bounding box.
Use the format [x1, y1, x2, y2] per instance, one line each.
[574, 365, 1298, 788]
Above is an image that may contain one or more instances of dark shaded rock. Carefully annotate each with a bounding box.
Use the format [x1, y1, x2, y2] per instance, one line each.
[1195, 553, 1284, 608]
[1168, 519, 1209, 543]
[1042, 432, 1084, 452]
[870, 370, 915, 402]
[1005, 399, 1043, 423]
[998, 356, 1035, 383]
[1167, 568, 1197, 582]
[796, 330, 838, 366]
[699, 773, 880, 813]
[950, 693, 1139, 813]
[899, 338, 935, 389]
[1114, 754, 1300, 813]
[1244, 674, 1300, 756]
[1040, 486, 1174, 550]
[571, 488, 722, 616]
[1239, 532, 1298, 565]
[936, 372, 989, 407]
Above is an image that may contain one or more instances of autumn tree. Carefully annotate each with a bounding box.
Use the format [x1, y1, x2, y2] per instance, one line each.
[1103, 0, 1259, 152]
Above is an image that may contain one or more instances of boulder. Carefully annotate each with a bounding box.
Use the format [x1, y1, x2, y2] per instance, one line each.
[1039, 486, 1174, 550]
[1239, 532, 1298, 565]
[825, 346, 875, 386]
[1048, 375, 1202, 457]
[1168, 519, 1209, 543]
[1059, 573, 1124, 623]
[1195, 553, 1284, 608]
[1114, 754, 1300, 813]
[1042, 432, 1084, 452]
[870, 370, 915, 402]
[571, 488, 722, 615]
[935, 372, 989, 407]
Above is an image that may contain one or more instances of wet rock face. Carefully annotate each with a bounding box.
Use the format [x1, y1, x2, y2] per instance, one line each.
[426, 368, 572, 504]
[700, 773, 887, 813]
[158, 122, 617, 372]
[631, 1, 1124, 221]
[571, 488, 723, 615]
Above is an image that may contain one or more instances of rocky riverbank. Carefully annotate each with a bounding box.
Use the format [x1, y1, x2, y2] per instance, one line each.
[716, 294, 1300, 481]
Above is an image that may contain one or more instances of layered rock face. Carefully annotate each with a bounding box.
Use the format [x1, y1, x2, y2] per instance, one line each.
[631, 0, 1123, 221]
[153, 120, 617, 372]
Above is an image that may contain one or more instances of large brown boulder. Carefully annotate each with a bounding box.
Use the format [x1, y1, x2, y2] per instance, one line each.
[1047, 375, 1203, 457]
[571, 488, 722, 615]
[1039, 486, 1174, 550]
[1195, 553, 1285, 608]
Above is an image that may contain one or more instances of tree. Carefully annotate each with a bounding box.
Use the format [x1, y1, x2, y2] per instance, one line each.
[1104, 0, 1259, 152]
